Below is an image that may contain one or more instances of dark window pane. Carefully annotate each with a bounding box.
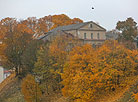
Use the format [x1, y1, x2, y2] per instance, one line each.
[84, 33, 86, 39]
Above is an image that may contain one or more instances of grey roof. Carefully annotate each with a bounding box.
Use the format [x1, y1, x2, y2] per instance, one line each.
[49, 21, 106, 33]
[106, 32, 119, 40]
[49, 22, 89, 33]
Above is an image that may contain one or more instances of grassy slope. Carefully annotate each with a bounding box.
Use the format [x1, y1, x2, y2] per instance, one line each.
[114, 77, 138, 102]
[115, 83, 138, 102]
[0, 74, 67, 102]
[1, 74, 138, 102]
[0, 74, 24, 102]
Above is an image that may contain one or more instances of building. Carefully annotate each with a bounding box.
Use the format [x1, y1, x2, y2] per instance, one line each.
[134, 35, 138, 48]
[39, 21, 106, 46]
[0, 66, 11, 83]
[0, 66, 4, 83]
[106, 30, 119, 40]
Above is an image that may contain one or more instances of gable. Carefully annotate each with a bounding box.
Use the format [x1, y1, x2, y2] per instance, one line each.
[79, 22, 106, 31]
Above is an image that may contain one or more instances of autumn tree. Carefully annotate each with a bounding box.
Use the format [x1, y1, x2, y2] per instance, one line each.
[21, 74, 42, 102]
[0, 15, 82, 77]
[97, 40, 138, 88]
[33, 42, 63, 95]
[33, 35, 80, 95]
[2, 32, 32, 76]
[71, 18, 83, 24]
[51, 14, 83, 30]
[62, 41, 138, 102]
[0, 21, 41, 77]
[19, 14, 83, 37]
[0, 17, 17, 35]
[21, 39, 42, 76]
[21, 17, 47, 37]
[116, 17, 138, 42]
[62, 44, 96, 102]
[37, 15, 53, 33]
[0, 17, 17, 59]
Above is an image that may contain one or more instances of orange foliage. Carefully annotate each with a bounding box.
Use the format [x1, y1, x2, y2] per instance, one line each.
[62, 41, 138, 102]
[134, 93, 138, 102]
[51, 14, 83, 30]
[0, 15, 83, 39]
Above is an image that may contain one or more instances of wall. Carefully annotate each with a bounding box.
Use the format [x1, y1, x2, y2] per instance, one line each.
[80, 22, 105, 31]
[66, 22, 106, 41]
[78, 30, 106, 40]
[0, 66, 4, 83]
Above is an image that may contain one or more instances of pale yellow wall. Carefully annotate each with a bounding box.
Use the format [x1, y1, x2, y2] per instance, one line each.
[64, 22, 106, 45]
[80, 22, 105, 31]
[66, 30, 77, 36]
[66, 30, 106, 40]
[66, 22, 106, 40]
[0, 66, 4, 83]
[78, 30, 106, 40]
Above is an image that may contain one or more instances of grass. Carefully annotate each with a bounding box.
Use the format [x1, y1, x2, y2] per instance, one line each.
[1, 74, 138, 102]
[0, 73, 25, 102]
[115, 76, 138, 102]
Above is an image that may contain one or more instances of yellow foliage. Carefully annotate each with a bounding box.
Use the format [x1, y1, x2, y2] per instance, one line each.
[62, 40, 138, 102]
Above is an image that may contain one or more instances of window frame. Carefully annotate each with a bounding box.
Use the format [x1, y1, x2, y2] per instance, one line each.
[91, 33, 93, 39]
[84, 33, 87, 39]
[97, 33, 100, 39]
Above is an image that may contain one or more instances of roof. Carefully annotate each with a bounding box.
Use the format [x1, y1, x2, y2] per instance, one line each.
[38, 21, 106, 40]
[49, 22, 88, 33]
[49, 21, 106, 32]
[4, 70, 11, 73]
[106, 32, 119, 40]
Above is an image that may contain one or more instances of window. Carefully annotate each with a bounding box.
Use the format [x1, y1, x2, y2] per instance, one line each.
[84, 33, 86, 39]
[91, 33, 93, 39]
[97, 33, 100, 39]
[90, 24, 93, 28]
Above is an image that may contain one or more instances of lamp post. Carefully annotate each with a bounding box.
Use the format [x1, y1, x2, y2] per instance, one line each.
[136, 36, 138, 48]
[33, 73, 40, 102]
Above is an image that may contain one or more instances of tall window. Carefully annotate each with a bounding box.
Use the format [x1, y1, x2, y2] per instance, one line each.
[97, 33, 100, 39]
[91, 33, 93, 39]
[90, 24, 93, 28]
[84, 33, 86, 39]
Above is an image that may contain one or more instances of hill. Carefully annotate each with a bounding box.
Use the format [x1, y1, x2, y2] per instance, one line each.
[0, 73, 67, 102]
[0, 74, 138, 102]
[0, 73, 24, 102]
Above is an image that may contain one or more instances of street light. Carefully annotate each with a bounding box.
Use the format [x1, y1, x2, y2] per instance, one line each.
[137, 36, 138, 48]
[33, 73, 40, 102]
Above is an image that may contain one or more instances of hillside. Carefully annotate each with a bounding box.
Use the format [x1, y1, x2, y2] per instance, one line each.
[0, 73, 24, 102]
[0, 74, 138, 102]
[0, 73, 67, 102]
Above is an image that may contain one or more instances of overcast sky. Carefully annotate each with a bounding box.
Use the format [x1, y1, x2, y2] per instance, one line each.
[0, 0, 138, 30]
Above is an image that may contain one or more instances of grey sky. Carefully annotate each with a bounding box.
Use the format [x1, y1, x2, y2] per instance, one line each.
[0, 0, 138, 30]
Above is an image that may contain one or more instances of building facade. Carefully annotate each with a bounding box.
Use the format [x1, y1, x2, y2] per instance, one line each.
[0, 66, 4, 83]
[39, 21, 106, 46]
[0, 66, 11, 83]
